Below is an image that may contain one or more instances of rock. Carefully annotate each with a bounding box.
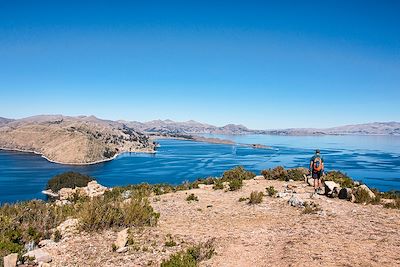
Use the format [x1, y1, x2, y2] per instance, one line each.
[55, 199, 72, 206]
[350, 194, 356, 203]
[3, 253, 18, 267]
[23, 248, 52, 263]
[115, 228, 129, 249]
[339, 188, 353, 200]
[324, 181, 341, 197]
[56, 218, 79, 238]
[276, 192, 289, 198]
[358, 184, 376, 199]
[58, 187, 75, 201]
[288, 195, 304, 207]
[39, 262, 51, 267]
[38, 239, 54, 248]
[116, 247, 128, 253]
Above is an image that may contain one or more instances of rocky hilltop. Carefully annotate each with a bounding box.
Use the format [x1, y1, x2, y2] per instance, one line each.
[0, 115, 155, 164]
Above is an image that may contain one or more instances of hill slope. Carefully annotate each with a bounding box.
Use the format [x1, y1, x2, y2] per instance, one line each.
[0, 115, 155, 164]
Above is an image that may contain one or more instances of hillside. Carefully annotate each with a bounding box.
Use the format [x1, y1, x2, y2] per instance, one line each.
[0, 115, 155, 164]
[7, 177, 399, 267]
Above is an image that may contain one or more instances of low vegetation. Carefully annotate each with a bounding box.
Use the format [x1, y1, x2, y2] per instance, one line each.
[248, 191, 264, 204]
[46, 172, 94, 192]
[266, 186, 278, 196]
[324, 171, 355, 188]
[161, 240, 215, 267]
[186, 193, 199, 202]
[220, 166, 255, 191]
[354, 187, 375, 204]
[261, 166, 306, 181]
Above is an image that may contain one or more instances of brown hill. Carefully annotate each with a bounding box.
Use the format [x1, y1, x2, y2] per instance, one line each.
[0, 115, 155, 164]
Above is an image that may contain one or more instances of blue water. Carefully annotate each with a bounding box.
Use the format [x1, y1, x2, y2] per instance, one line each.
[1, 135, 400, 204]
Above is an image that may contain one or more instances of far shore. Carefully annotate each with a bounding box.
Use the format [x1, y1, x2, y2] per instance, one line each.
[0, 147, 156, 166]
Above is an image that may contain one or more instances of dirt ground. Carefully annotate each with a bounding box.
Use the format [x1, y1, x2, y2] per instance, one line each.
[44, 178, 400, 267]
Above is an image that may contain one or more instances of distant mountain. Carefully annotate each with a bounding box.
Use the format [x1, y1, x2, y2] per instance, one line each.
[0, 115, 155, 164]
[0, 117, 14, 126]
[124, 119, 253, 135]
[262, 122, 400, 136]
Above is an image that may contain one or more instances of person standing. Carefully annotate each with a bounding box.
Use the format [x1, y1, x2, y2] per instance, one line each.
[310, 149, 324, 193]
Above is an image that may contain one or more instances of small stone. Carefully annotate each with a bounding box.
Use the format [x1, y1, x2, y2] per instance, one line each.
[115, 228, 129, 249]
[116, 247, 128, 253]
[3, 253, 18, 267]
[39, 262, 51, 267]
[288, 195, 304, 207]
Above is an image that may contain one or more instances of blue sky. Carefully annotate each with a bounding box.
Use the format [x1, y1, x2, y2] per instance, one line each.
[0, 0, 399, 129]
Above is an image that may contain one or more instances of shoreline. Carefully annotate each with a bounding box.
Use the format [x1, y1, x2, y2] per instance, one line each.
[0, 147, 156, 166]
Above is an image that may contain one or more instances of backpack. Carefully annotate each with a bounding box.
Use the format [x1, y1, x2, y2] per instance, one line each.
[313, 157, 323, 172]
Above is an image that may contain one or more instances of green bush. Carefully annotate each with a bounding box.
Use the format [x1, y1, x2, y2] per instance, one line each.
[238, 197, 248, 202]
[354, 188, 374, 204]
[222, 166, 256, 182]
[287, 168, 306, 181]
[79, 193, 159, 231]
[248, 191, 264, 204]
[212, 179, 224, 190]
[47, 172, 94, 192]
[261, 166, 287, 180]
[384, 198, 400, 209]
[0, 200, 75, 260]
[266, 186, 278, 197]
[186, 194, 198, 202]
[161, 240, 215, 267]
[324, 171, 355, 188]
[228, 179, 243, 191]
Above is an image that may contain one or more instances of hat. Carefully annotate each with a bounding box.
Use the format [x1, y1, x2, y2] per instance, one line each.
[316, 149, 320, 153]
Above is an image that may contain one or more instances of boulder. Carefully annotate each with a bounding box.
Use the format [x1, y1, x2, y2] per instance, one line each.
[339, 188, 353, 200]
[324, 181, 341, 197]
[23, 248, 52, 263]
[358, 184, 376, 199]
[288, 195, 304, 207]
[115, 228, 129, 249]
[3, 253, 18, 267]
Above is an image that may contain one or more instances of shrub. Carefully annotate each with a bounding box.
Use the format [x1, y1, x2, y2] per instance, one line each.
[47, 172, 94, 192]
[212, 179, 224, 190]
[79, 193, 159, 231]
[354, 188, 374, 204]
[222, 166, 256, 182]
[384, 198, 400, 209]
[324, 171, 355, 188]
[0, 200, 75, 260]
[266, 186, 277, 197]
[248, 191, 264, 204]
[161, 240, 215, 267]
[287, 168, 306, 181]
[228, 179, 243, 191]
[53, 229, 62, 242]
[186, 194, 198, 202]
[261, 166, 287, 180]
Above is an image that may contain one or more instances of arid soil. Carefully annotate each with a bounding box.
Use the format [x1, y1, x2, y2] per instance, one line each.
[44, 178, 400, 267]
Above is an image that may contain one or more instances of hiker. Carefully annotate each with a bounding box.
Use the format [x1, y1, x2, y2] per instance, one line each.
[310, 149, 324, 193]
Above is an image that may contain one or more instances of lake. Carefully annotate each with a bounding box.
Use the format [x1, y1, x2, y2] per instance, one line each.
[1, 134, 399, 204]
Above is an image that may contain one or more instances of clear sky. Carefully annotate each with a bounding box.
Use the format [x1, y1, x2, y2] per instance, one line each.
[0, 0, 399, 129]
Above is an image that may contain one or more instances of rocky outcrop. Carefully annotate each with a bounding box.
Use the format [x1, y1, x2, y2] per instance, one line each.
[23, 248, 52, 264]
[43, 181, 108, 201]
[3, 253, 18, 267]
[356, 184, 376, 200]
[0, 115, 156, 164]
[56, 219, 79, 239]
[324, 181, 341, 198]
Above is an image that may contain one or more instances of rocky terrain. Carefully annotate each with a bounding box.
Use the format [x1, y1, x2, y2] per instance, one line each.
[8, 177, 397, 267]
[0, 115, 155, 164]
